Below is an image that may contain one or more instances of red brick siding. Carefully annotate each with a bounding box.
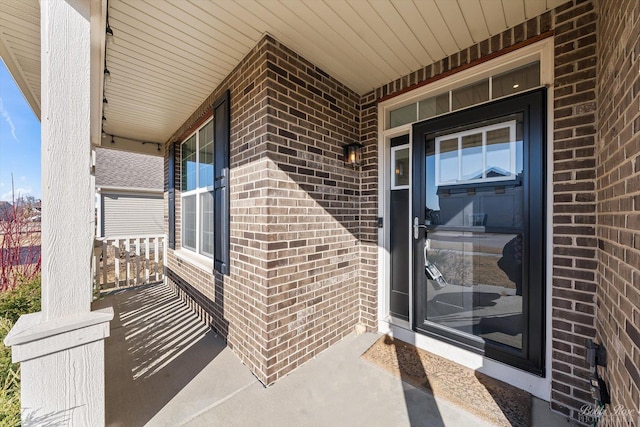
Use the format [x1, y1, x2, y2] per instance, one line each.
[596, 0, 640, 417]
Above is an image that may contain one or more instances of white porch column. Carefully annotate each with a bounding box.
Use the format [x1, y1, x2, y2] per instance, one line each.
[4, 0, 113, 425]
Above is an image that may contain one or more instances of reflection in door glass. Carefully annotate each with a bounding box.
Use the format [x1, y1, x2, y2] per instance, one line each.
[423, 114, 524, 350]
[461, 133, 483, 180]
[438, 138, 458, 184]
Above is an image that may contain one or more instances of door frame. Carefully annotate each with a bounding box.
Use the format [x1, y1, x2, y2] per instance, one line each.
[376, 38, 555, 399]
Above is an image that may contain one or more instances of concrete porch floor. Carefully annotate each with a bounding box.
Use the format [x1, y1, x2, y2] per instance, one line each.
[93, 282, 574, 426]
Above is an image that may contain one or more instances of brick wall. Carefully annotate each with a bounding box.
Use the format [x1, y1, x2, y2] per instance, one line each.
[550, 1, 599, 421]
[259, 37, 362, 384]
[596, 0, 640, 418]
[359, 92, 378, 329]
[164, 37, 273, 380]
[361, 1, 599, 422]
[164, 35, 363, 384]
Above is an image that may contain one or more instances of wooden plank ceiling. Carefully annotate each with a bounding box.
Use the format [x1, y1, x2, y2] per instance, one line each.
[0, 0, 566, 144]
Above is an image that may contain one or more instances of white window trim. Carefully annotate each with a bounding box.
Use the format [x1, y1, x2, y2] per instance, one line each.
[174, 247, 214, 273]
[180, 118, 214, 259]
[377, 37, 555, 400]
[434, 120, 517, 186]
[390, 144, 410, 190]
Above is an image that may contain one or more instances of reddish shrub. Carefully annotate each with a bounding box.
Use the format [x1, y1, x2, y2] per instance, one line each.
[0, 202, 41, 291]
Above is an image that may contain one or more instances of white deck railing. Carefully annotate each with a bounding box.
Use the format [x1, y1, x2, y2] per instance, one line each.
[94, 235, 165, 290]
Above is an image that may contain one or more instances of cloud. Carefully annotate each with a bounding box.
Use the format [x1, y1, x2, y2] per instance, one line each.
[0, 96, 19, 142]
[1, 186, 32, 201]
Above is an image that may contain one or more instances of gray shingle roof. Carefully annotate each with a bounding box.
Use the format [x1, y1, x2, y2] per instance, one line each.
[95, 148, 163, 191]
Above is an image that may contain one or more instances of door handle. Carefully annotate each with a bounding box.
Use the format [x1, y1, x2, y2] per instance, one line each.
[413, 216, 428, 239]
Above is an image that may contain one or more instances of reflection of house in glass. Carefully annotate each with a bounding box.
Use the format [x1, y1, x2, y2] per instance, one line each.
[428, 172, 523, 229]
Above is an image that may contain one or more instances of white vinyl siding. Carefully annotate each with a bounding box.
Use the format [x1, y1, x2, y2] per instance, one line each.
[101, 193, 163, 237]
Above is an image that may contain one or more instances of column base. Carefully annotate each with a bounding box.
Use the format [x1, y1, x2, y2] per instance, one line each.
[5, 308, 113, 426]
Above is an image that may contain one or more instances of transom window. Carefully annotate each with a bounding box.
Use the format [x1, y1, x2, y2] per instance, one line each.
[388, 61, 540, 129]
[181, 119, 214, 258]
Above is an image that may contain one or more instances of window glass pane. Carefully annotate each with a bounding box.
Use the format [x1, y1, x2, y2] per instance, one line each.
[181, 135, 197, 191]
[452, 79, 489, 111]
[436, 93, 450, 115]
[438, 138, 458, 184]
[183, 195, 196, 251]
[418, 97, 436, 120]
[420, 93, 451, 120]
[389, 104, 417, 128]
[461, 133, 483, 180]
[199, 121, 214, 188]
[200, 191, 214, 257]
[394, 148, 410, 187]
[492, 62, 540, 98]
[486, 127, 512, 178]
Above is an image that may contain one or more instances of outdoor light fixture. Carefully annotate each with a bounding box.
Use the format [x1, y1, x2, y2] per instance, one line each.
[110, 135, 115, 145]
[343, 143, 363, 168]
[104, 67, 110, 78]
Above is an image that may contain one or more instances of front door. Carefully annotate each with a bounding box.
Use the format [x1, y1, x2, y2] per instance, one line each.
[412, 89, 546, 375]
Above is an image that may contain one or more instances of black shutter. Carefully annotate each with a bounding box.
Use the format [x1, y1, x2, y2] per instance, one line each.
[213, 90, 230, 275]
[168, 143, 176, 250]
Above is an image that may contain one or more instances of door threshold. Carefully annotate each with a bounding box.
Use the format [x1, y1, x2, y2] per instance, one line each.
[377, 319, 550, 401]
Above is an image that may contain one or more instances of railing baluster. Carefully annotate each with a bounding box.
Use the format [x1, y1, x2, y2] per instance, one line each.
[135, 238, 141, 285]
[102, 240, 108, 288]
[125, 239, 131, 287]
[154, 237, 159, 282]
[94, 244, 101, 290]
[114, 239, 120, 287]
[144, 237, 150, 283]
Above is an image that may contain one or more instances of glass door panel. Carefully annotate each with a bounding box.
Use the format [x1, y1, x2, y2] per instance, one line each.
[413, 89, 546, 375]
[423, 114, 524, 351]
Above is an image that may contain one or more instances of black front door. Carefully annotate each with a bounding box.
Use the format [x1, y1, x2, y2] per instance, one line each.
[412, 89, 546, 375]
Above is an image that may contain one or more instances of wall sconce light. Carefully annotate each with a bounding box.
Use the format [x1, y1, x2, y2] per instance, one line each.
[343, 143, 363, 168]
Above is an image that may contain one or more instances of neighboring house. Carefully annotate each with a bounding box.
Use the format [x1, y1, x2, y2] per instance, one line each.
[94, 148, 163, 237]
[0, 201, 11, 221]
[2, 1, 640, 426]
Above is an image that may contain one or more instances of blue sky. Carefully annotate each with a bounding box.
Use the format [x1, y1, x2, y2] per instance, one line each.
[0, 58, 41, 202]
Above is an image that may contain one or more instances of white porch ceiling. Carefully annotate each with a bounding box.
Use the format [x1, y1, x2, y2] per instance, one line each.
[0, 0, 40, 119]
[0, 0, 566, 144]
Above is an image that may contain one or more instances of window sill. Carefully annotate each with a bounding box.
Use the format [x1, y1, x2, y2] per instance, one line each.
[174, 248, 213, 274]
